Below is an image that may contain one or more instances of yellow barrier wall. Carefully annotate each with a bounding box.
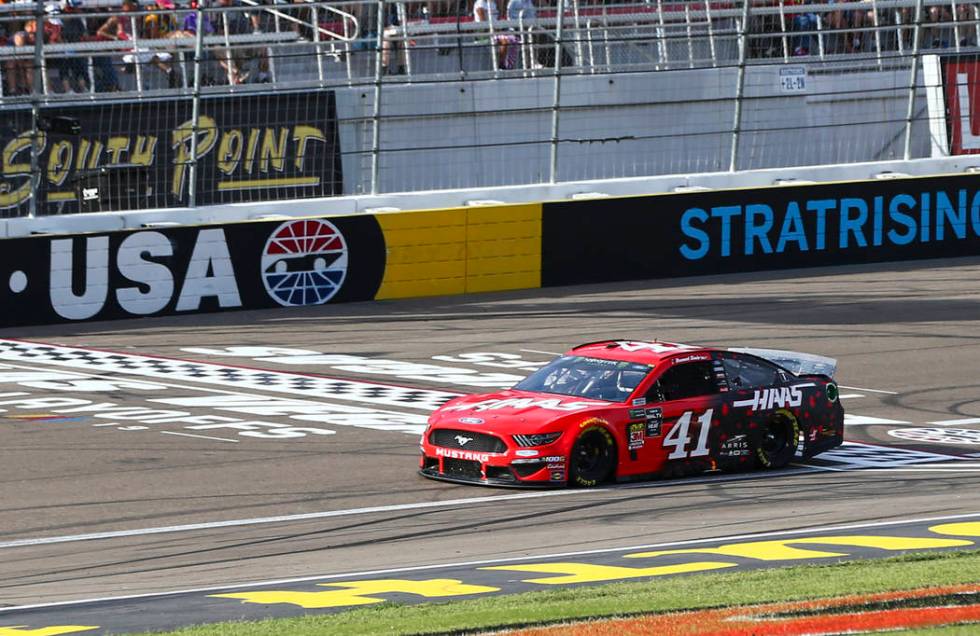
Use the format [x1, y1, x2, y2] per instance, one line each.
[375, 204, 542, 299]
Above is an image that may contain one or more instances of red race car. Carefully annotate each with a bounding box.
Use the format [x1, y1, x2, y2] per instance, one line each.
[419, 340, 843, 487]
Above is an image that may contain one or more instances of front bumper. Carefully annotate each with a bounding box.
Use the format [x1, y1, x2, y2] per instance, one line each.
[418, 441, 568, 488]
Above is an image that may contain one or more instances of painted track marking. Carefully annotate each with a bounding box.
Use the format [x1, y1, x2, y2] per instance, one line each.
[160, 431, 239, 443]
[930, 418, 980, 426]
[2, 511, 979, 614]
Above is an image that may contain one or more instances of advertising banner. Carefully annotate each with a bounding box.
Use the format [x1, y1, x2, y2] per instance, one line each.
[0, 216, 384, 327]
[541, 174, 980, 286]
[0, 91, 343, 214]
[942, 57, 980, 155]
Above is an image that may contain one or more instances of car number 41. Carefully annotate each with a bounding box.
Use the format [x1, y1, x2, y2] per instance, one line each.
[664, 409, 713, 460]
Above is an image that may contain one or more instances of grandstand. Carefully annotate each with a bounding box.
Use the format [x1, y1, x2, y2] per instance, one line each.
[0, 0, 976, 225]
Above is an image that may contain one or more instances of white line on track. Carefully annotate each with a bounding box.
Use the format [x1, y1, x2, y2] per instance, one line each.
[520, 349, 562, 356]
[160, 431, 238, 443]
[0, 489, 609, 551]
[929, 418, 980, 426]
[0, 462, 934, 553]
[3, 510, 979, 614]
[858, 467, 980, 472]
[839, 385, 899, 395]
[844, 415, 909, 425]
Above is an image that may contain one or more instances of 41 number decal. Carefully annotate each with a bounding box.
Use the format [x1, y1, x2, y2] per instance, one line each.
[664, 409, 713, 459]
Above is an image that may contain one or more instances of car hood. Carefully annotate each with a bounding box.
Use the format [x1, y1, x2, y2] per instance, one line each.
[429, 389, 613, 432]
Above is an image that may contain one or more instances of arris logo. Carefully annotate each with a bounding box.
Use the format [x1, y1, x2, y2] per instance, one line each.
[261, 220, 348, 306]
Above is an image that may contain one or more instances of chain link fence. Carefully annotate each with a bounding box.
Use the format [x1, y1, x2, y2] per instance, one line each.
[0, 0, 973, 217]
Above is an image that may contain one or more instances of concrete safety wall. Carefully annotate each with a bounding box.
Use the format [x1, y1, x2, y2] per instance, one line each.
[2, 173, 979, 327]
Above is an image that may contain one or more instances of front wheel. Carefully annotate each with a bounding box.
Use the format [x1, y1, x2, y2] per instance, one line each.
[756, 412, 799, 469]
[569, 425, 617, 487]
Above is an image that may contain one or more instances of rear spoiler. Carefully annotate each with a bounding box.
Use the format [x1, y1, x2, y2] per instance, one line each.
[728, 347, 838, 378]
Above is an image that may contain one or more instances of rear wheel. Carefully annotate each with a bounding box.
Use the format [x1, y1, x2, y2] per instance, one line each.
[570, 426, 616, 487]
[756, 412, 799, 469]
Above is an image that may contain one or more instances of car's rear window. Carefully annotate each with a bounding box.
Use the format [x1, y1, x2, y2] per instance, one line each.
[514, 356, 653, 402]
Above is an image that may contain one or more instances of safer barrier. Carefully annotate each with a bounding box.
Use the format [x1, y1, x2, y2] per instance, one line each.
[2, 174, 979, 328]
[0, 204, 541, 327]
[541, 173, 980, 285]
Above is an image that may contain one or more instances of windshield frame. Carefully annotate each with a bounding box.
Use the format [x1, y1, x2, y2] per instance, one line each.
[513, 355, 654, 402]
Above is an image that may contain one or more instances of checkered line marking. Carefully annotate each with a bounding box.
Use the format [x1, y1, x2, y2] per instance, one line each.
[810, 441, 961, 469]
[0, 340, 461, 411]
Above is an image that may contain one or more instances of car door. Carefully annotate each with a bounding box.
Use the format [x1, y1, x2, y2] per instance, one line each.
[620, 357, 726, 478]
[718, 352, 795, 469]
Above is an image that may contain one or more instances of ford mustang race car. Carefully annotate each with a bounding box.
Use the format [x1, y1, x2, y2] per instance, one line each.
[419, 340, 844, 487]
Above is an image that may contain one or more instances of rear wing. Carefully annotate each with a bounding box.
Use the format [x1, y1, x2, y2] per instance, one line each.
[728, 347, 838, 378]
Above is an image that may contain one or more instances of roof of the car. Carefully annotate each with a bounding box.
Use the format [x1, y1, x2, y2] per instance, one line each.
[566, 340, 717, 365]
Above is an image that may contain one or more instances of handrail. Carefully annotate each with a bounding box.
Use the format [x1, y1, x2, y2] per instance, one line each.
[237, 0, 360, 42]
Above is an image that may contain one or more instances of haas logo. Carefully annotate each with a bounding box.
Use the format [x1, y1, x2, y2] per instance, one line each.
[261, 220, 348, 306]
[734, 383, 814, 411]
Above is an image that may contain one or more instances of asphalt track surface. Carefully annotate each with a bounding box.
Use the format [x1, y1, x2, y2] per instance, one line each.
[3, 256, 980, 632]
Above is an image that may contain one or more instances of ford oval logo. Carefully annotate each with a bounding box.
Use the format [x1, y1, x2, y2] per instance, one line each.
[458, 417, 484, 425]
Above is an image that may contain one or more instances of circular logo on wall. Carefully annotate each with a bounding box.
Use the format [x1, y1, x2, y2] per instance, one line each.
[262, 219, 349, 306]
[888, 427, 980, 445]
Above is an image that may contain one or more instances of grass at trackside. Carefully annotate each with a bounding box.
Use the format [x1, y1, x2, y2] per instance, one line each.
[131, 549, 980, 636]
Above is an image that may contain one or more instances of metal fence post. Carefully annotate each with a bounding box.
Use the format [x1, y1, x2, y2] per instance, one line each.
[549, 0, 566, 184]
[28, 0, 44, 219]
[903, 0, 925, 160]
[371, 0, 385, 194]
[188, 3, 206, 208]
[729, 0, 751, 172]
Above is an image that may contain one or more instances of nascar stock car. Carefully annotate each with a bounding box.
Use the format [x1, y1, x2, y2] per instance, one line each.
[419, 340, 844, 487]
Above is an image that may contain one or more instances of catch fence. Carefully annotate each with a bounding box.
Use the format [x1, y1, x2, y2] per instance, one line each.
[0, 0, 975, 216]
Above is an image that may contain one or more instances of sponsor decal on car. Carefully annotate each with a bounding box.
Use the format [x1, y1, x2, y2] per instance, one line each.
[632, 397, 647, 406]
[671, 354, 712, 364]
[628, 422, 645, 450]
[719, 434, 751, 457]
[435, 447, 491, 462]
[443, 398, 607, 413]
[645, 407, 663, 436]
[614, 341, 696, 353]
[733, 383, 814, 411]
[515, 449, 539, 457]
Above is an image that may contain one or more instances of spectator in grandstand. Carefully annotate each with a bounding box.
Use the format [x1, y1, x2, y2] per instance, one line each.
[145, 0, 178, 39]
[787, 0, 818, 56]
[177, 0, 215, 37]
[4, 7, 68, 95]
[3, 11, 33, 95]
[826, 0, 873, 53]
[57, 0, 90, 92]
[97, 0, 180, 87]
[473, 0, 517, 69]
[214, 0, 270, 83]
[381, 0, 406, 75]
[924, 2, 954, 48]
[506, 0, 535, 20]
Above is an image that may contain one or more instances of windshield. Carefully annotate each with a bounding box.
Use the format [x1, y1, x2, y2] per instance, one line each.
[514, 356, 653, 402]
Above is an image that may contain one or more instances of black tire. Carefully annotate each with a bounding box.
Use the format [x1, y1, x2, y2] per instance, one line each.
[569, 426, 617, 487]
[756, 413, 799, 469]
